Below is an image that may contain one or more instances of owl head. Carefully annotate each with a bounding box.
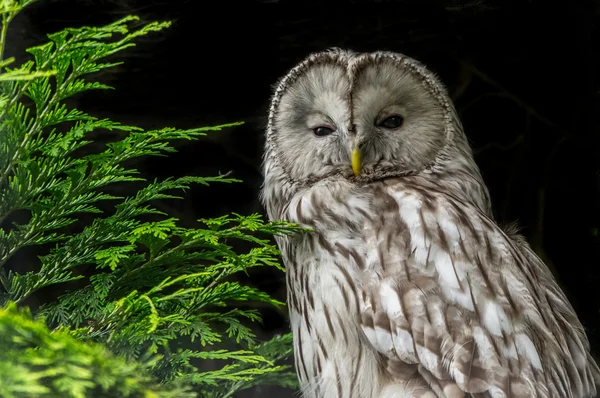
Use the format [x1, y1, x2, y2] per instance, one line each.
[262, 49, 489, 219]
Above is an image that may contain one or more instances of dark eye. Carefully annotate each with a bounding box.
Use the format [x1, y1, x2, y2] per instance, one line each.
[313, 126, 335, 137]
[378, 115, 404, 129]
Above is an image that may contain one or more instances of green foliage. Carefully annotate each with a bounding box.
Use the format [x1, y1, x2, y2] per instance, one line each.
[0, 1, 299, 396]
[0, 302, 192, 398]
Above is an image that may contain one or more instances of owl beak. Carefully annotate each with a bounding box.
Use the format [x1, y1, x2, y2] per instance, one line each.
[351, 148, 362, 176]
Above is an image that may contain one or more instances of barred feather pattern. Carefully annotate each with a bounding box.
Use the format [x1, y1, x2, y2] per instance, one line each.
[261, 49, 599, 397]
[276, 177, 599, 397]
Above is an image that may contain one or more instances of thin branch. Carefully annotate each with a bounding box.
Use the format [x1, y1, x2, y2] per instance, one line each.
[473, 134, 524, 155]
[454, 55, 568, 135]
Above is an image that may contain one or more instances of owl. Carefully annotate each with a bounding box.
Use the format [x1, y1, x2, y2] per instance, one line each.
[260, 49, 600, 398]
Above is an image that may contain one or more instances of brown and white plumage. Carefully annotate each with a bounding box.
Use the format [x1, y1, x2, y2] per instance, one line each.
[261, 49, 599, 397]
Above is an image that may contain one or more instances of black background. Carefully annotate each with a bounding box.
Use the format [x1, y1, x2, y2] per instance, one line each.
[10, 0, 600, 396]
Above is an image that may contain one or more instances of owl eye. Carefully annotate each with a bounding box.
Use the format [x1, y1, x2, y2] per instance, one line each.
[313, 126, 335, 137]
[378, 115, 404, 129]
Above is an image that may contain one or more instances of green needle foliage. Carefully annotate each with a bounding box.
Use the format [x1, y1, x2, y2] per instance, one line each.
[0, 0, 300, 396]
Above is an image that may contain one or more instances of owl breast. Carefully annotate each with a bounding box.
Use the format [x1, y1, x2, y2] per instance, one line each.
[281, 179, 433, 398]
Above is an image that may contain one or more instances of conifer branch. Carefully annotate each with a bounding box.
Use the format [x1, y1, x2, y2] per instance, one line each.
[0, 3, 300, 396]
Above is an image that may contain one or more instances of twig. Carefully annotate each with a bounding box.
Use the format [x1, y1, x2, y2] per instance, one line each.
[453, 55, 568, 135]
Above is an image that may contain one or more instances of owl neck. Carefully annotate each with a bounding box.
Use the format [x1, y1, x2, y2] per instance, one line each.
[261, 157, 299, 222]
[261, 139, 493, 223]
[426, 138, 492, 218]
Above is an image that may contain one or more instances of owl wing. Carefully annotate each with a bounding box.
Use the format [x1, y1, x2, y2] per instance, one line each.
[360, 180, 599, 398]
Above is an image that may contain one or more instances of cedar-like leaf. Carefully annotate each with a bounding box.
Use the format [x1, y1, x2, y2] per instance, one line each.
[0, 3, 299, 397]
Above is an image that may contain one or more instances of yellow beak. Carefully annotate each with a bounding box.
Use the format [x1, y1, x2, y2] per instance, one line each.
[351, 148, 362, 176]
